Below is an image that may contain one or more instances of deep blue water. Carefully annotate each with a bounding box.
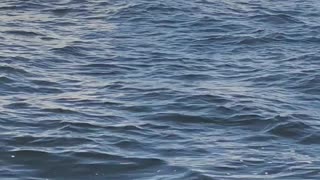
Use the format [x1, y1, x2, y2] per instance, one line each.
[1, 0, 320, 179]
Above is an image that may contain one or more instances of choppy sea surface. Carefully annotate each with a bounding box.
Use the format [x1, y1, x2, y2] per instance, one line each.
[1, 0, 320, 179]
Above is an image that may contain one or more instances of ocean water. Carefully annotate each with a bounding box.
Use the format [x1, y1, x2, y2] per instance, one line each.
[1, 0, 320, 179]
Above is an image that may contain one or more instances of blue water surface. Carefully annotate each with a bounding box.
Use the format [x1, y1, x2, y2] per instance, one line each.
[1, 0, 320, 179]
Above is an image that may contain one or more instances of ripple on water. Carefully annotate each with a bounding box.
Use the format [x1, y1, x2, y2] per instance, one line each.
[1, 0, 320, 179]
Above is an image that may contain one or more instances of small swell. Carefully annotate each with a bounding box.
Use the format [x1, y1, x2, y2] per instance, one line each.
[299, 134, 320, 145]
[265, 121, 313, 139]
[0, 65, 31, 75]
[51, 45, 90, 56]
[251, 14, 303, 24]
[50, 8, 73, 16]
[3, 30, 44, 37]
[148, 113, 214, 124]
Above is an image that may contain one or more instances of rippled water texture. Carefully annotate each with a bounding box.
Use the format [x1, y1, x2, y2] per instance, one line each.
[1, 0, 320, 179]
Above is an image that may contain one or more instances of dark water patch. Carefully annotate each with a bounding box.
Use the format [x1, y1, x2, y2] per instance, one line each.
[0, 76, 14, 83]
[3, 30, 44, 37]
[236, 32, 298, 45]
[265, 121, 314, 139]
[300, 134, 320, 145]
[148, 113, 215, 124]
[50, 45, 92, 56]
[251, 13, 303, 24]
[1, 84, 63, 95]
[176, 94, 231, 104]
[6, 135, 94, 147]
[50, 8, 74, 16]
[224, 114, 272, 129]
[41, 107, 78, 114]
[30, 79, 60, 86]
[4, 102, 31, 109]
[0, 65, 31, 75]
[172, 73, 213, 81]
[58, 121, 145, 134]
[77, 63, 137, 72]
[290, 75, 320, 95]
[0, 6, 19, 10]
